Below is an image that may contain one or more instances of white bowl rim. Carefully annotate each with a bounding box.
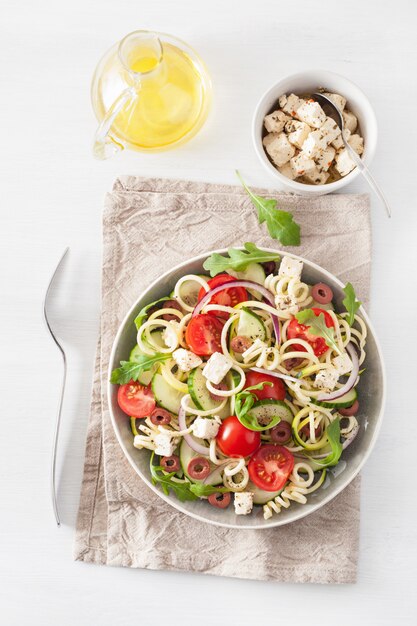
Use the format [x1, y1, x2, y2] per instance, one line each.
[107, 247, 386, 530]
[252, 69, 378, 193]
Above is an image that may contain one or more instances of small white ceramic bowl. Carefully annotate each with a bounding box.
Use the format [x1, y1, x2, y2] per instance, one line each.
[252, 70, 378, 196]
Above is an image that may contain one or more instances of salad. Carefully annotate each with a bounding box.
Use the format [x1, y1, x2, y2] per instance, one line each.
[111, 243, 366, 519]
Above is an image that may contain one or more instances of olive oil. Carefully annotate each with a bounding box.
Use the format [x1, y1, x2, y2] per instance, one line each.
[113, 43, 207, 150]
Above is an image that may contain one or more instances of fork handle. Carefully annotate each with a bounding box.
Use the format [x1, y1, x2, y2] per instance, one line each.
[50, 348, 66, 527]
[344, 139, 392, 218]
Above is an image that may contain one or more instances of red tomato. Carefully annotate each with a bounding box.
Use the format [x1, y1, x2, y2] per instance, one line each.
[287, 307, 335, 357]
[198, 274, 248, 319]
[244, 370, 286, 401]
[248, 445, 295, 491]
[185, 314, 224, 356]
[117, 381, 156, 418]
[216, 416, 261, 457]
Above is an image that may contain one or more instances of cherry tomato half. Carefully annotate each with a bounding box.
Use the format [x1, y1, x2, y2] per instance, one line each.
[216, 416, 261, 457]
[198, 274, 248, 319]
[117, 381, 156, 418]
[287, 307, 335, 357]
[244, 370, 286, 401]
[185, 313, 224, 356]
[248, 445, 294, 491]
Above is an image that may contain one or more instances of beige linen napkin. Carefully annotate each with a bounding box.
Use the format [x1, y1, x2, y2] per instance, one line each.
[74, 176, 371, 583]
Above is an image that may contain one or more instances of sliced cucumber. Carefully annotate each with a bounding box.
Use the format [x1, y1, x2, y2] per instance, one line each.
[227, 262, 266, 285]
[152, 373, 184, 414]
[129, 330, 166, 385]
[248, 399, 293, 426]
[188, 367, 231, 419]
[146, 329, 165, 350]
[247, 481, 283, 505]
[312, 387, 357, 409]
[236, 307, 266, 342]
[179, 439, 223, 485]
[129, 344, 158, 385]
[188, 367, 224, 411]
[179, 274, 210, 308]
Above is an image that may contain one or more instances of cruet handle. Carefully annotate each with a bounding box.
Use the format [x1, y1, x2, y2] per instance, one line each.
[93, 87, 136, 160]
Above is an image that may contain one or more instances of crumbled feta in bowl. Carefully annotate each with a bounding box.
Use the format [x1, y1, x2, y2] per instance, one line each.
[262, 93, 364, 186]
[252, 70, 377, 196]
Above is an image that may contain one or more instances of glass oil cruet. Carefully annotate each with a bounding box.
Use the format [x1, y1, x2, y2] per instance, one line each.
[91, 30, 212, 159]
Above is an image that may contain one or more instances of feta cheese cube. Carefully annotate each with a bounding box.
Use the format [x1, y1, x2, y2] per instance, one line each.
[275, 293, 299, 314]
[202, 352, 233, 385]
[154, 433, 177, 456]
[342, 109, 358, 133]
[162, 326, 178, 349]
[335, 148, 356, 177]
[323, 92, 347, 112]
[314, 368, 339, 391]
[278, 255, 303, 279]
[332, 353, 353, 376]
[315, 145, 336, 172]
[296, 100, 326, 128]
[279, 93, 304, 117]
[264, 110, 290, 133]
[287, 121, 311, 149]
[192, 416, 220, 439]
[278, 162, 297, 180]
[173, 348, 202, 372]
[285, 119, 298, 133]
[303, 167, 330, 185]
[301, 129, 329, 158]
[320, 117, 341, 144]
[331, 128, 350, 150]
[234, 491, 254, 515]
[290, 152, 317, 177]
[278, 94, 287, 109]
[348, 134, 364, 155]
[263, 132, 295, 167]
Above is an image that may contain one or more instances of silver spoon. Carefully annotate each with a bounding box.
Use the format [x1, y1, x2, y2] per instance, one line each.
[313, 93, 391, 218]
[43, 247, 69, 527]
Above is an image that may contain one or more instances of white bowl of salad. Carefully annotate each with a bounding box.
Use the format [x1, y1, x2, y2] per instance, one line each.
[108, 244, 385, 529]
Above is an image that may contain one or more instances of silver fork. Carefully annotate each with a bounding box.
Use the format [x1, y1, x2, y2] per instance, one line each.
[43, 247, 69, 527]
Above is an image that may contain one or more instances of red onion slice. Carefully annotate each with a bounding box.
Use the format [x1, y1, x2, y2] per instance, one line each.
[250, 366, 300, 385]
[178, 405, 210, 456]
[316, 343, 359, 402]
[193, 279, 280, 343]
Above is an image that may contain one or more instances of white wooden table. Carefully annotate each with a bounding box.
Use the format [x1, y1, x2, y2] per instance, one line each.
[2, 0, 417, 624]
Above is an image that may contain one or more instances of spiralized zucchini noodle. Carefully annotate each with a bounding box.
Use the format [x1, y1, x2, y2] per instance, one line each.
[115, 253, 367, 519]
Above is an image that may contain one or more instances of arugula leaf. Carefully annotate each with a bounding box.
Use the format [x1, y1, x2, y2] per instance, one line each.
[236, 171, 300, 246]
[189, 483, 229, 497]
[313, 418, 343, 468]
[203, 242, 281, 277]
[134, 297, 169, 330]
[110, 353, 170, 385]
[235, 383, 281, 431]
[342, 282, 362, 326]
[295, 309, 341, 355]
[150, 453, 198, 502]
